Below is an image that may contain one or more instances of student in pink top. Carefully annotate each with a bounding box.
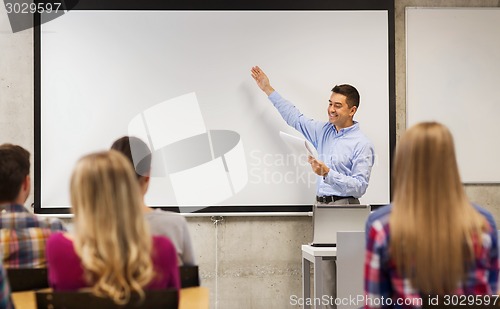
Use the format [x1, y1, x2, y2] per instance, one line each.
[46, 150, 180, 305]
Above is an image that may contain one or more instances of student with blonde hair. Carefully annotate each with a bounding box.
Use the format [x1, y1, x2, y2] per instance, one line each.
[46, 150, 180, 305]
[364, 122, 498, 308]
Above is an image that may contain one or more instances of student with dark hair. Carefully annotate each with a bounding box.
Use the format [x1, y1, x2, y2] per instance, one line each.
[111, 136, 196, 266]
[0, 143, 65, 268]
[364, 122, 498, 308]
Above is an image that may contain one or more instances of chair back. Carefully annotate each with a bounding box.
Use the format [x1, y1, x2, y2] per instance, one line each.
[35, 289, 179, 309]
[336, 231, 365, 309]
[180, 265, 200, 288]
[7, 268, 49, 292]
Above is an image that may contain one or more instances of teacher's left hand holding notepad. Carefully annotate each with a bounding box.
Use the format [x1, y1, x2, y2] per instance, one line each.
[307, 156, 330, 177]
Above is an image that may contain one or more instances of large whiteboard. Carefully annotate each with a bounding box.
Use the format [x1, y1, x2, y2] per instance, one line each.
[406, 8, 500, 183]
[37, 10, 391, 211]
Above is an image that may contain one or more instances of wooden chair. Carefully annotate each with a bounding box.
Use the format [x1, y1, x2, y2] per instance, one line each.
[6, 268, 49, 292]
[180, 265, 200, 288]
[35, 289, 179, 309]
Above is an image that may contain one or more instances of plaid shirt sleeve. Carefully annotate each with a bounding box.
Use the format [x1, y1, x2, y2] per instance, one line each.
[474, 204, 500, 293]
[364, 219, 392, 309]
[486, 219, 499, 293]
[0, 265, 14, 309]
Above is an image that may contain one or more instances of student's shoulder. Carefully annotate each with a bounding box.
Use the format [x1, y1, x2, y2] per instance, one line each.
[365, 204, 392, 234]
[145, 209, 187, 224]
[152, 235, 176, 250]
[46, 233, 78, 269]
[364, 205, 393, 248]
[473, 203, 493, 217]
[152, 235, 177, 259]
[43, 216, 67, 231]
[47, 231, 71, 242]
[46, 232, 74, 252]
[0, 208, 65, 231]
[19, 211, 67, 231]
[365, 204, 392, 230]
[472, 203, 497, 231]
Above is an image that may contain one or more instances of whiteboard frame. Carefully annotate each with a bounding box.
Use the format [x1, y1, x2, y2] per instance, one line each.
[33, 0, 396, 215]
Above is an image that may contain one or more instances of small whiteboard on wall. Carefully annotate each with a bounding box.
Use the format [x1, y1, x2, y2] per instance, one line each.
[406, 7, 500, 183]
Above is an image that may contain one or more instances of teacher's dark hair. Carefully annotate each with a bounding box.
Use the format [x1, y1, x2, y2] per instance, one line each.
[332, 84, 360, 109]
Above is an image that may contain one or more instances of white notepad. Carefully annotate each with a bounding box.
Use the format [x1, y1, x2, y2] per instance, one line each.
[279, 131, 318, 159]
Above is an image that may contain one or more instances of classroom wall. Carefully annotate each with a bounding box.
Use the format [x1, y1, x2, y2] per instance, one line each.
[1, 1, 499, 308]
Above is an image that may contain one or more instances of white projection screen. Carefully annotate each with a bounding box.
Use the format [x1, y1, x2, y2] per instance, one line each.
[35, 1, 395, 214]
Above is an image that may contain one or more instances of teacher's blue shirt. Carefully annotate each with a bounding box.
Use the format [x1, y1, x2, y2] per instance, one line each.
[268, 91, 375, 198]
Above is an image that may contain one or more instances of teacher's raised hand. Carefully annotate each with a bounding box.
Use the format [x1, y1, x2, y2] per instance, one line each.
[250, 66, 275, 96]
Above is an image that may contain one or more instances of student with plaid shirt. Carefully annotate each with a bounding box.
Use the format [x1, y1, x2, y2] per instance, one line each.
[364, 123, 498, 309]
[0, 144, 66, 268]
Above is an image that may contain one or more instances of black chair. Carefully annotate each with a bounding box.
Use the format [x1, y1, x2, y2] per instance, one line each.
[35, 289, 179, 309]
[180, 265, 200, 288]
[6, 268, 49, 292]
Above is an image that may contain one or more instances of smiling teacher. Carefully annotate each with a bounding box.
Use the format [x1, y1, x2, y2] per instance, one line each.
[251, 65, 375, 307]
